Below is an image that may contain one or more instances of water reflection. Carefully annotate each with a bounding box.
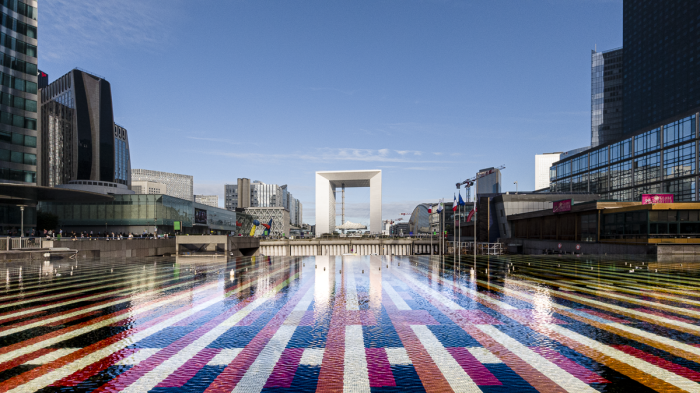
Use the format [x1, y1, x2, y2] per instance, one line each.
[0, 254, 699, 392]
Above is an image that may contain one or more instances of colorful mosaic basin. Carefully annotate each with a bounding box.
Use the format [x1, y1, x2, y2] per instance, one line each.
[1, 254, 700, 392]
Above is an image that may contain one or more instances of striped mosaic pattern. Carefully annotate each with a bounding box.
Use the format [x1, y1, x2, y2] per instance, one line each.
[0, 255, 700, 392]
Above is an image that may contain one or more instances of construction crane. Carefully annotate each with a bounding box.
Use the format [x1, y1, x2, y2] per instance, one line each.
[456, 165, 506, 203]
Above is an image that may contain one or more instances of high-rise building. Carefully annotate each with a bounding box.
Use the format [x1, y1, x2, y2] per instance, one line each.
[535, 153, 562, 190]
[623, 0, 700, 136]
[591, 48, 623, 147]
[476, 167, 501, 195]
[131, 169, 193, 201]
[132, 181, 166, 195]
[225, 178, 302, 225]
[224, 184, 238, 210]
[237, 178, 250, 208]
[113, 124, 130, 187]
[195, 195, 218, 208]
[0, 0, 38, 184]
[38, 69, 125, 187]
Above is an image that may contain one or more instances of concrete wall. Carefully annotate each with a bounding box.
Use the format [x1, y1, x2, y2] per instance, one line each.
[259, 239, 439, 256]
[47, 238, 176, 258]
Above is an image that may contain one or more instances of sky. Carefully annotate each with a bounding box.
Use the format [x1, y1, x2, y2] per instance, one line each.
[38, 0, 622, 226]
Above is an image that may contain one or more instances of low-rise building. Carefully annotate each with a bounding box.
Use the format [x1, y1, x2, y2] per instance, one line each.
[195, 195, 218, 208]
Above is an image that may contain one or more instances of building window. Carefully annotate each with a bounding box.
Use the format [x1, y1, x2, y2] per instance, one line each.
[571, 154, 588, 174]
[610, 138, 632, 162]
[664, 115, 696, 147]
[634, 152, 660, 185]
[556, 161, 570, 179]
[610, 160, 632, 190]
[663, 142, 695, 179]
[590, 147, 608, 168]
[663, 178, 696, 202]
[634, 184, 661, 201]
[635, 128, 661, 155]
[589, 167, 609, 193]
[609, 189, 633, 201]
[572, 174, 588, 192]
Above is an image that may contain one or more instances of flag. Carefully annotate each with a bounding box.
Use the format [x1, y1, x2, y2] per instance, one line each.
[458, 192, 466, 206]
[437, 199, 444, 213]
[428, 207, 432, 213]
[467, 207, 477, 222]
[453, 194, 457, 211]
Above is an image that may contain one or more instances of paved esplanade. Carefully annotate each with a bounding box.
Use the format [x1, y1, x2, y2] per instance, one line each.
[315, 170, 382, 236]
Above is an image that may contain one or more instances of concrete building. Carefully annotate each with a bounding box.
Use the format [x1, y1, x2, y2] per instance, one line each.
[244, 206, 290, 238]
[195, 194, 218, 208]
[38, 69, 127, 188]
[535, 153, 562, 190]
[238, 178, 250, 207]
[131, 169, 193, 201]
[225, 178, 302, 226]
[56, 180, 133, 195]
[132, 181, 166, 195]
[315, 170, 382, 236]
[0, 0, 38, 186]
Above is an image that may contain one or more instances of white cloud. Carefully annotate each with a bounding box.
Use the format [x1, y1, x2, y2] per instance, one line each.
[40, 0, 179, 60]
[207, 147, 454, 164]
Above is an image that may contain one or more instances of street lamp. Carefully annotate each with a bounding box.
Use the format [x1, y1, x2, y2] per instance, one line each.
[514, 181, 518, 193]
[18, 205, 25, 238]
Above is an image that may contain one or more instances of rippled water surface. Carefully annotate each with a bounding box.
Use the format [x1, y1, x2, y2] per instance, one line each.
[1, 254, 700, 392]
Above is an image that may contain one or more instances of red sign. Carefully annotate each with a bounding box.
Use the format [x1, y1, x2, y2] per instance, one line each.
[642, 194, 674, 204]
[553, 199, 572, 213]
[576, 244, 581, 250]
[558, 243, 562, 249]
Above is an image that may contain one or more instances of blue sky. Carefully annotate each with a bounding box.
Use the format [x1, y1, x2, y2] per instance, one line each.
[39, 0, 622, 226]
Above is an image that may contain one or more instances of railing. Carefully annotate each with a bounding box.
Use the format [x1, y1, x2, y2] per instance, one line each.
[9, 237, 42, 250]
[453, 241, 505, 255]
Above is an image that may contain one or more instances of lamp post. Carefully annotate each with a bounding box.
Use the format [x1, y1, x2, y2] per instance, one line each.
[18, 205, 25, 238]
[514, 181, 518, 193]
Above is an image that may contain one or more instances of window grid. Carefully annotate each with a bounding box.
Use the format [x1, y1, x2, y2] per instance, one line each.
[663, 142, 695, 179]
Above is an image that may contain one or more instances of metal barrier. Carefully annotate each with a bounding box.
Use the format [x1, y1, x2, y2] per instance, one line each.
[453, 241, 505, 255]
[9, 237, 42, 250]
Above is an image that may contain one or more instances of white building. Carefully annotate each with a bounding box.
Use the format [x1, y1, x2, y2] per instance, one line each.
[132, 181, 166, 195]
[535, 153, 562, 191]
[195, 195, 218, 208]
[131, 169, 193, 201]
[315, 170, 382, 236]
[225, 179, 302, 226]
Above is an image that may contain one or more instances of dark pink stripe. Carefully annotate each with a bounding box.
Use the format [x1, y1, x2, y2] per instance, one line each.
[264, 348, 304, 388]
[530, 347, 609, 383]
[156, 348, 221, 387]
[395, 310, 439, 325]
[236, 310, 264, 326]
[446, 347, 501, 385]
[366, 347, 396, 387]
[613, 345, 700, 382]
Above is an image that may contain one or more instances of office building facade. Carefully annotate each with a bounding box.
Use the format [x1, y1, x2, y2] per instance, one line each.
[0, 0, 38, 184]
[535, 153, 562, 190]
[195, 194, 218, 208]
[38, 69, 125, 187]
[132, 180, 166, 195]
[131, 169, 193, 201]
[591, 48, 623, 147]
[225, 178, 302, 225]
[476, 167, 501, 195]
[623, 0, 700, 136]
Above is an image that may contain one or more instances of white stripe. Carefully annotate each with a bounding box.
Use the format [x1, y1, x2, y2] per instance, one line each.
[0, 282, 219, 364]
[344, 325, 370, 393]
[299, 348, 324, 366]
[384, 282, 411, 310]
[115, 348, 162, 366]
[467, 347, 502, 364]
[121, 291, 278, 393]
[5, 275, 281, 393]
[385, 347, 411, 365]
[410, 325, 481, 393]
[232, 325, 298, 393]
[399, 273, 463, 310]
[546, 324, 700, 393]
[24, 348, 81, 365]
[475, 325, 597, 393]
[454, 282, 517, 310]
[207, 348, 243, 366]
[346, 269, 360, 311]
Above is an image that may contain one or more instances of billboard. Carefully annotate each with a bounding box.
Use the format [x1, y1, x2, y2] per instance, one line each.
[194, 208, 208, 224]
[642, 194, 674, 204]
[553, 199, 572, 213]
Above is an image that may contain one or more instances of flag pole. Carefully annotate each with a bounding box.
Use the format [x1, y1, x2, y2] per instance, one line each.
[474, 178, 477, 266]
[453, 197, 456, 263]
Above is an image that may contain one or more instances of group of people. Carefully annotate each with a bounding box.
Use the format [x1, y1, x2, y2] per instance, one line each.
[41, 229, 169, 240]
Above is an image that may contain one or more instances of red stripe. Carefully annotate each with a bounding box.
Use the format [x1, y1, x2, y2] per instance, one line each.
[264, 348, 303, 388]
[366, 348, 396, 387]
[204, 276, 315, 392]
[613, 345, 700, 381]
[530, 346, 609, 384]
[51, 348, 140, 387]
[445, 347, 501, 385]
[156, 348, 221, 387]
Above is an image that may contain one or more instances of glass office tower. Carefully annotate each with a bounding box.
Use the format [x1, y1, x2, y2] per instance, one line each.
[623, 0, 700, 135]
[0, 0, 38, 184]
[591, 48, 623, 147]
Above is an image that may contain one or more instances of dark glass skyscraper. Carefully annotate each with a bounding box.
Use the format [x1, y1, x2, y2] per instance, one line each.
[623, 0, 700, 134]
[38, 69, 122, 187]
[0, 0, 38, 184]
[591, 48, 623, 147]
